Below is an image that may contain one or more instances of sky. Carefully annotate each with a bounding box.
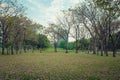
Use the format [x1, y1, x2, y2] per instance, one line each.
[23, 0, 83, 27]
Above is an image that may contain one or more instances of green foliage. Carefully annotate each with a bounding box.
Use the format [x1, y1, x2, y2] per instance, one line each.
[58, 39, 91, 50]
[58, 41, 75, 50]
[68, 42, 75, 50]
[94, 0, 120, 17]
[37, 34, 50, 49]
[25, 40, 37, 48]
[78, 38, 91, 50]
[58, 41, 66, 49]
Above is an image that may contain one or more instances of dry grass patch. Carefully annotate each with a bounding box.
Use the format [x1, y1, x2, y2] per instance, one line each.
[0, 52, 120, 80]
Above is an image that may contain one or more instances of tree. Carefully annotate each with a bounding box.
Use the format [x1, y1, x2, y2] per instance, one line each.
[46, 23, 59, 52]
[68, 9, 80, 53]
[74, 1, 98, 55]
[57, 10, 72, 53]
[94, 0, 120, 57]
[37, 34, 50, 53]
[0, 0, 25, 55]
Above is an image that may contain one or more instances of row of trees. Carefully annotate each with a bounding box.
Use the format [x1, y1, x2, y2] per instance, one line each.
[0, 0, 50, 55]
[46, 0, 120, 57]
[0, 0, 120, 57]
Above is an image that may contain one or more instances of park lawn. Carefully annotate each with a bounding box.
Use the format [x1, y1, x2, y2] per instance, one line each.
[0, 51, 120, 80]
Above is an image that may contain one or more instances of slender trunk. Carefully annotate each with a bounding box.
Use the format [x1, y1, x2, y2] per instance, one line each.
[108, 13, 116, 57]
[23, 30, 26, 53]
[104, 38, 108, 56]
[101, 50, 103, 56]
[100, 40, 104, 56]
[19, 44, 21, 54]
[1, 20, 5, 55]
[65, 37, 68, 53]
[75, 26, 78, 53]
[104, 48, 108, 56]
[113, 48, 116, 57]
[66, 45, 68, 53]
[92, 38, 96, 54]
[112, 40, 116, 57]
[2, 40, 4, 55]
[7, 47, 9, 55]
[2, 33, 5, 55]
[110, 35, 116, 57]
[76, 40, 78, 53]
[54, 42, 57, 52]
[100, 45, 103, 56]
[11, 45, 14, 55]
[112, 44, 116, 57]
[15, 44, 19, 54]
[24, 45, 26, 53]
[66, 40, 68, 53]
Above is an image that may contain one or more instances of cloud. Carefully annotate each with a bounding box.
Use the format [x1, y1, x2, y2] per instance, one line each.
[44, 0, 82, 24]
[26, 0, 82, 26]
[69, 0, 81, 4]
[25, 0, 84, 41]
[44, 0, 64, 24]
[27, 0, 47, 11]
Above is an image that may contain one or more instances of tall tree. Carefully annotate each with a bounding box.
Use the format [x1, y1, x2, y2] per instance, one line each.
[74, 2, 98, 54]
[46, 23, 59, 52]
[57, 10, 72, 53]
[37, 34, 50, 53]
[0, 0, 25, 55]
[94, 0, 120, 57]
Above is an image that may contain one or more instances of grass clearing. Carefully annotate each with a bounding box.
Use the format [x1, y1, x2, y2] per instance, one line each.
[0, 51, 120, 80]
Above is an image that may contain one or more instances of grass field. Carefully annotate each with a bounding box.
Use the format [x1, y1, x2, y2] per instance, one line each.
[0, 51, 120, 80]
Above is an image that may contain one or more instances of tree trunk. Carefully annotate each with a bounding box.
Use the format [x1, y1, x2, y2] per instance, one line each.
[112, 44, 116, 57]
[104, 48, 108, 56]
[65, 37, 68, 53]
[19, 44, 22, 54]
[24, 45, 26, 53]
[104, 38, 108, 56]
[100, 46, 103, 56]
[54, 42, 57, 52]
[75, 26, 79, 54]
[7, 47, 9, 55]
[100, 40, 104, 56]
[112, 42, 116, 57]
[109, 35, 117, 57]
[76, 40, 78, 53]
[11, 45, 14, 55]
[66, 46, 68, 53]
[15, 44, 19, 54]
[2, 33, 5, 55]
[1, 20, 5, 55]
[2, 40, 5, 55]
[23, 32, 26, 53]
[92, 38, 96, 54]
[113, 48, 116, 57]
[66, 40, 68, 53]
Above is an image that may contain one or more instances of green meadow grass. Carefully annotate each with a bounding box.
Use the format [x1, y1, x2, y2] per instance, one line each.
[0, 51, 120, 80]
